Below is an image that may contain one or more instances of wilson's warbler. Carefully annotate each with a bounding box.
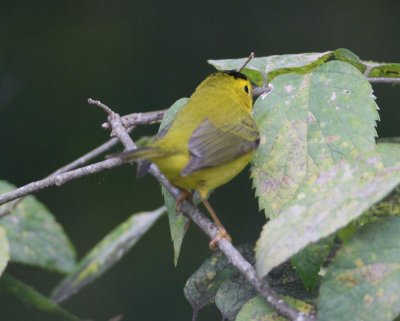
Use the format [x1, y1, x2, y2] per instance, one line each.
[116, 65, 259, 248]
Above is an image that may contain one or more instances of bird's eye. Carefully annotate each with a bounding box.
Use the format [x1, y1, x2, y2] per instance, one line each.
[244, 85, 249, 94]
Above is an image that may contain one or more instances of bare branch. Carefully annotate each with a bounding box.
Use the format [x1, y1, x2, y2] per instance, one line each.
[50, 128, 133, 177]
[0, 98, 314, 320]
[151, 163, 313, 320]
[95, 100, 314, 321]
[89, 98, 136, 150]
[87, 98, 113, 114]
[368, 77, 400, 84]
[0, 158, 124, 206]
[0, 125, 134, 216]
[102, 109, 166, 130]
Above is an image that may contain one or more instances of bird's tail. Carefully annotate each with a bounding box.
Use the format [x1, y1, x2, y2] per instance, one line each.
[110, 146, 170, 162]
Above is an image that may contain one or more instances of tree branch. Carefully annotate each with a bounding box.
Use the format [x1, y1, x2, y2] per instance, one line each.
[0, 99, 314, 320]
[368, 77, 400, 84]
[101, 109, 166, 130]
[0, 158, 124, 206]
[50, 129, 133, 177]
[0, 124, 134, 217]
[96, 100, 315, 321]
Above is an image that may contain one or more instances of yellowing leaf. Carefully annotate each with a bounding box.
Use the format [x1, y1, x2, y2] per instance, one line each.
[318, 217, 400, 321]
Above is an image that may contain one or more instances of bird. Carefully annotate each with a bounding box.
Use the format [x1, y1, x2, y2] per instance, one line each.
[115, 60, 259, 249]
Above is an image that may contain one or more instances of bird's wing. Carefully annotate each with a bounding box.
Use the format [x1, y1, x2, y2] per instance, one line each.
[181, 118, 259, 176]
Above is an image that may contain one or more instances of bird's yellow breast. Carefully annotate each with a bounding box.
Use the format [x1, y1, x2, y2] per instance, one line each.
[149, 71, 256, 198]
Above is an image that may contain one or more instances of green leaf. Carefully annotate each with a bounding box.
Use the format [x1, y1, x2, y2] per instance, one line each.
[256, 147, 400, 279]
[235, 296, 285, 321]
[338, 144, 400, 243]
[291, 236, 334, 291]
[215, 276, 256, 320]
[368, 63, 400, 78]
[332, 49, 400, 79]
[51, 207, 165, 303]
[159, 97, 189, 129]
[241, 68, 264, 87]
[162, 188, 189, 266]
[366, 185, 400, 218]
[0, 181, 76, 273]
[360, 144, 400, 220]
[209, 51, 400, 84]
[0, 273, 80, 321]
[317, 217, 400, 321]
[158, 98, 190, 265]
[251, 61, 378, 218]
[338, 184, 400, 243]
[209, 52, 332, 82]
[184, 245, 253, 316]
[0, 226, 9, 276]
[235, 295, 314, 321]
[266, 261, 319, 301]
[333, 48, 366, 73]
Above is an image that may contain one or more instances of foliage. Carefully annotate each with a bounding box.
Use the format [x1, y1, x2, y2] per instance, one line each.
[318, 217, 400, 321]
[51, 207, 165, 303]
[0, 274, 80, 321]
[1, 49, 400, 320]
[0, 181, 75, 273]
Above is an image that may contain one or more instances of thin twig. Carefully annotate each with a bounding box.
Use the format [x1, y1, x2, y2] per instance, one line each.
[88, 98, 136, 150]
[368, 77, 400, 84]
[50, 128, 133, 177]
[97, 100, 314, 321]
[102, 109, 166, 130]
[0, 119, 134, 216]
[0, 158, 124, 206]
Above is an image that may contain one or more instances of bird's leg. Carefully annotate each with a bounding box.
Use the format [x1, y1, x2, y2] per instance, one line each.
[175, 189, 193, 212]
[202, 199, 232, 250]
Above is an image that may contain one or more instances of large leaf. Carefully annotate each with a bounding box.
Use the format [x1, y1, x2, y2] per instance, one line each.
[0, 273, 80, 321]
[159, 98, 190, 265]
[0, 226, 9, 276]
[210, 50, 400, 83]
[256, 146, 400, 278]
[251, 61, 378, 218]
[209, 51, 332, 82]
[0, 181, 75, 273]
[235, 296, 286, 321]
[51, 207, 165, 303]
[215, 276, 256, 320]
[317, 217, 400, 321]
[338, 184, 400, 244]
[235, 295, 314, 321]
[184, 245, 253, 317]
[332, 48, 366, 73]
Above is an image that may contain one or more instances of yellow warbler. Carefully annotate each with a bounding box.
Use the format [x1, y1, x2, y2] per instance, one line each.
[116, 67, 259, 248]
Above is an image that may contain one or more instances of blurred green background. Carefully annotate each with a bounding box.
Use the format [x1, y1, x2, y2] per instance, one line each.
[0, 1, 399, 320]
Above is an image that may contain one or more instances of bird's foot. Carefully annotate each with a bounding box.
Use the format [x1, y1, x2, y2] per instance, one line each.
[175, 190, 193, 212]
[209, 228, 232, 251]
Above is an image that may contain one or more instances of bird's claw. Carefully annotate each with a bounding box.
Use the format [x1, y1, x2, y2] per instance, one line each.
[209, 228, 232, 250]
